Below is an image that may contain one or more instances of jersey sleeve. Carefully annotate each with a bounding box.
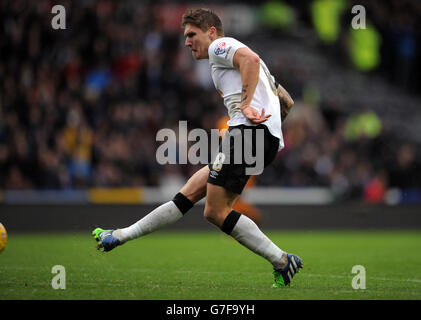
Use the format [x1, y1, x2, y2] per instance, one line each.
[209, 38, 247, 69]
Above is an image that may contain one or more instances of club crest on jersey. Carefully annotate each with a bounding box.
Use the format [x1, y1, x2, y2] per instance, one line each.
[214, 42, 226, 55]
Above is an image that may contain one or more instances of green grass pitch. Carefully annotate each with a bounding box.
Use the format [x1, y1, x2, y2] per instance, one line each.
[1, 230, 421, 300]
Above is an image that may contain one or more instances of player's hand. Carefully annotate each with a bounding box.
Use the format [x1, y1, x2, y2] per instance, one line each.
[241, 105, 271, 124]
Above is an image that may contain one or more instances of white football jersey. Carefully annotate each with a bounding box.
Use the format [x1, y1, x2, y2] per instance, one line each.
[208, 37, 284, 151]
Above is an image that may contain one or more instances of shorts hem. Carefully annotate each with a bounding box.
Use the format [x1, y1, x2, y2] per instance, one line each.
[207, 178, 244, 195]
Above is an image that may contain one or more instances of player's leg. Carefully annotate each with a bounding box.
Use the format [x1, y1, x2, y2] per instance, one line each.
[204, 183, 303, 287]
[203, 183, 238, 227]
[116, 165, 209, 241]
[205, 125, 303, 286]
[93, 165, 209, 251]
[204, 183, 287, 270]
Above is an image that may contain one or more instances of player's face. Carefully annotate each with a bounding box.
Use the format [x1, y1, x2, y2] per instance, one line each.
[184, 24, 212, 60]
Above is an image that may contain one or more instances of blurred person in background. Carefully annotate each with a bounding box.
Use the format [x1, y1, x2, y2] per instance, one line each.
[1, 1, 420, 198]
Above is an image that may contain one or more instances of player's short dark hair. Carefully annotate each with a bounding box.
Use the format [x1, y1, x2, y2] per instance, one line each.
[181, 8, 224, 36]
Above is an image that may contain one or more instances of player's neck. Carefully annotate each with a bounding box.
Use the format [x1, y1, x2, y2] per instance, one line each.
[210, 34, 224, 43]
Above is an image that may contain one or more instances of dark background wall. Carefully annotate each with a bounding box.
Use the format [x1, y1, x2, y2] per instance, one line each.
[1, 204, 420, 232]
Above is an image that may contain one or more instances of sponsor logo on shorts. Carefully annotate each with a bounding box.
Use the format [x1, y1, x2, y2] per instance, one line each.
[209, 170, 218, 179]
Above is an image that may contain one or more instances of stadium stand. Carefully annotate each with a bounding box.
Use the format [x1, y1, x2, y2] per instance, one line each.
[0, 0, 420, 204]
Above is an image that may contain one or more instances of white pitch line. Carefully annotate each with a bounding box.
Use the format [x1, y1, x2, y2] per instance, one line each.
[2, 266, 421, 284]
[303, 273, 421, 283]
[1, 280, 421, 296]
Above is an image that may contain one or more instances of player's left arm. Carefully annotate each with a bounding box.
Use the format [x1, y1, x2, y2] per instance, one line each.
[233, 48, 271, 124]
[275, 81, 294, 122]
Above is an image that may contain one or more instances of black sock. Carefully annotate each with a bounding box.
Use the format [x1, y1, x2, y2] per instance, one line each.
[220, 210, 242, 235]
[172, 192, 194, 215]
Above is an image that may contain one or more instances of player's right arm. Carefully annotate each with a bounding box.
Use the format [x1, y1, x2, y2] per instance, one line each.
[233, 48, 271, 124]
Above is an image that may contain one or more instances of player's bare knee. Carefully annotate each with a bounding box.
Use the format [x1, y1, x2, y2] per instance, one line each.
[203, 207, 215, 223]
[203, 207, 222, 226]
[204, 206, 232, 227]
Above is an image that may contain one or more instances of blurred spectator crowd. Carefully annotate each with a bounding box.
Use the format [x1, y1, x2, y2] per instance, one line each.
[0, 0, 420, 202]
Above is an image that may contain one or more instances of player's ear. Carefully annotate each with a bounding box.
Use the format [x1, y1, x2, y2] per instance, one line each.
[208, 26, 217, 39]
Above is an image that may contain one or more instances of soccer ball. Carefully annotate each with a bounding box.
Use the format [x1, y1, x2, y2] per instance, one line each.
[0, 223, 7, 253]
